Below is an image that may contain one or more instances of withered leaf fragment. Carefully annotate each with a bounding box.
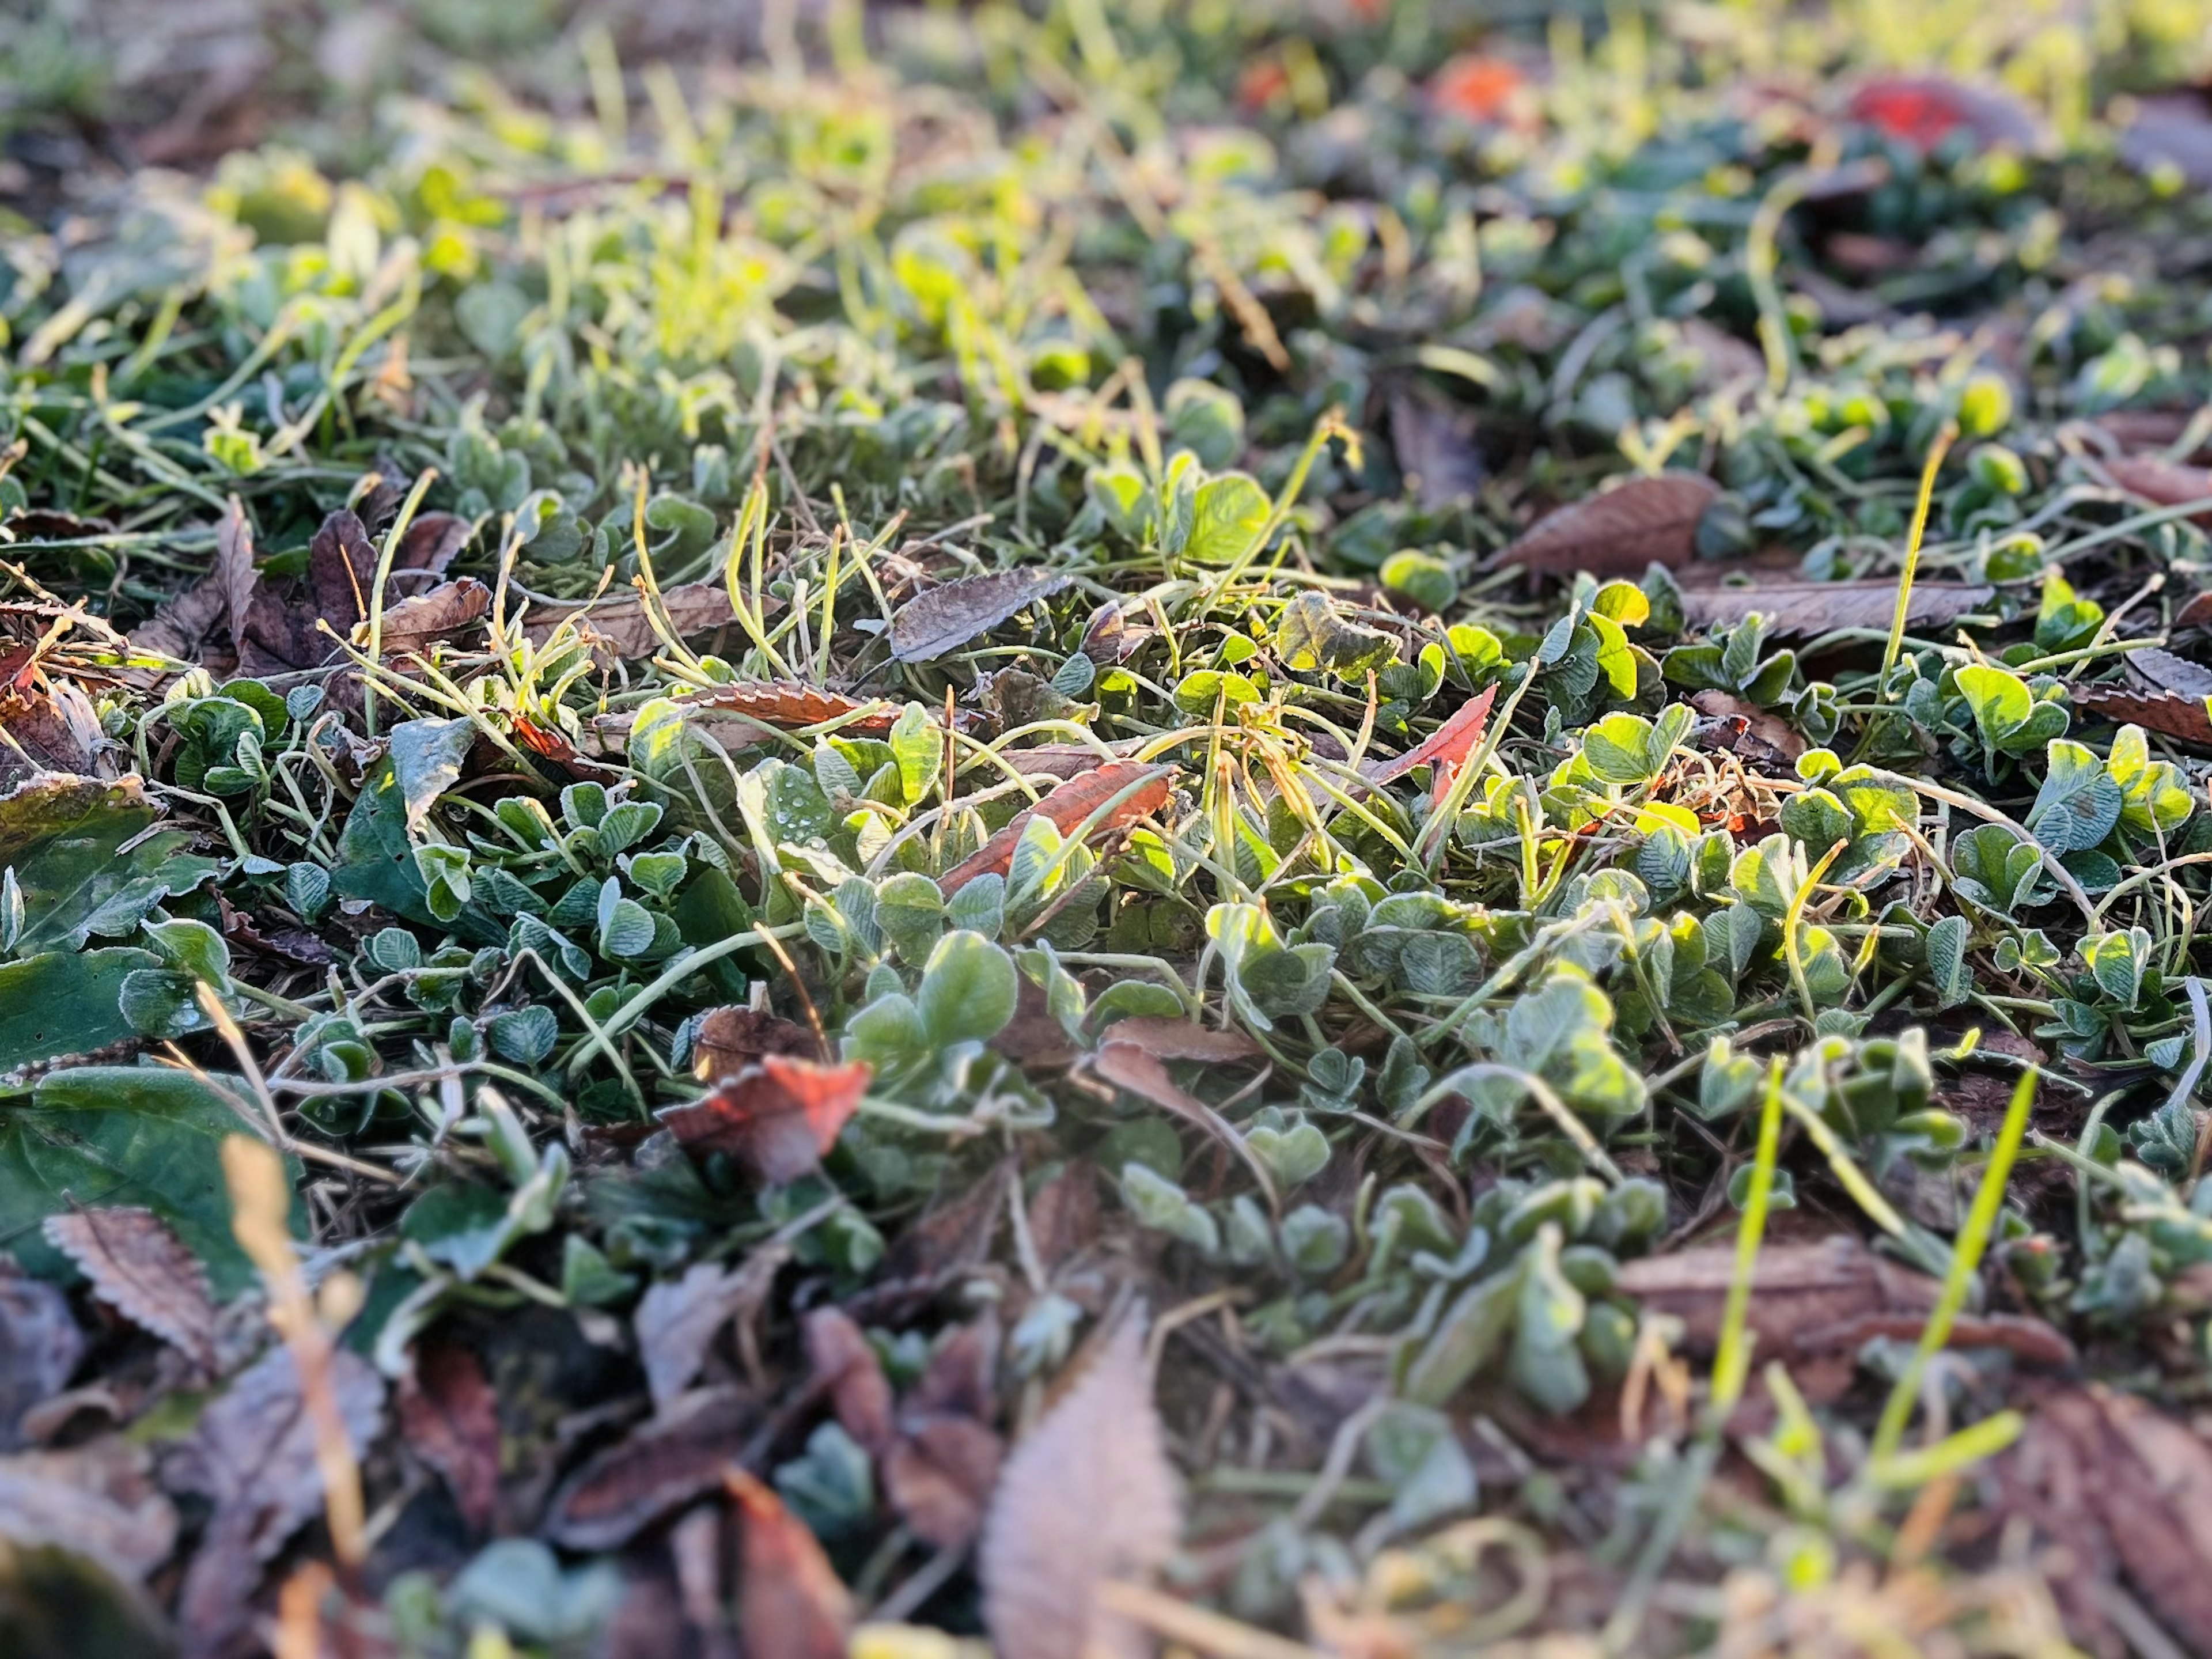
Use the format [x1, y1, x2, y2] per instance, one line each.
[891, 569, 1073, 663]
[937, 762, 1173, 896]
[41, 1207, 219, 1374]
[980, 1313, 1180, 1659]
[728, 1469, 853, 1659]
[656, 1055, 872, 1185]
[396, 1343, 500, 1531]
[1489, 472, 1719, 578]
[545, 1388, 761, 1551]
[1676, 578, 1993, 637]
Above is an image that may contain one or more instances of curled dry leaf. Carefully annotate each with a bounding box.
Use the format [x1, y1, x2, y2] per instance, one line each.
[1488, 472, 1719, 578]
[657, 1055, 872, 1186]
[664, 680, 912, 738]
[0, 1265, 84, 1452]
[1363, 683, 1498, 788]
[693, 1006, 818, 1075]
[41, 1206, 219, 1374]
[1615, 1234, 2074, 1368]
[980, 1313, 1181, 1659]
[728, 1468, 853, 1659]
[396, 1343, 500, 1531]
[1676, 577, 1993, 637]
[937, 761, 1174, 896]
[1090, 1016, 1261, 1065]
[545, 1387, 761, 1551]
[885, 1317, 1002, 1550]
[890, 569, 1073, 663]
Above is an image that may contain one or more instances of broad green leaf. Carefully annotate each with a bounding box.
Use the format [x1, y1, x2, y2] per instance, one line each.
[388, 716, 477, 832]
[1181, 472, 1270, 566]
[0, 777, 219, 954]
[916, 929, 1017, 1046]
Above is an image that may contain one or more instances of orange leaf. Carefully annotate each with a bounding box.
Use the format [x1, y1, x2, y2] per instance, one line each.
[726, 1469, 853, 1659]
[1433, 54, 1524, 124]
[671, 681, 910, 735]
[1363, 683, 1498, 788]
[938, 761, 1173, 895]
[656, 1055, 871, 1185]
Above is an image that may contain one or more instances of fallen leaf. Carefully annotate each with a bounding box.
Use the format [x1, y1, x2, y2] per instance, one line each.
[1092, 1041, 1270, 1196]
[2071, 649, 2212, 746]
[0, 1264, 84, 1452]
[1430, 54, 1525, 124]
[694, 1006, 818, 1075]
[1089, 1017, 1262, 1064]
[890, 569, 1073, 664]
[40, 1207, 219, 1374]
[522, 581, 742, 660]
[2101, 453, 2212, 521]
[1490, 472, 1719, 578]
[2093, 407, 2201, 454]
[374, 576, 492, 657]
[804, 1308, 896, 1453]
[0, 674, 106, 783]
[396, 1343, 499, 1531]
[1615, 1234, 2073, 1368]
[1687, 690, 1808, 763]
[1363, 684, 1498, 788]
[665, 681, 912, 738]
[981, 1313, 1181, 1659]
[544, 1388, 761, 1551]
[634, 1262, 754, 1412]
[2175, 589, 2212, 631]
[1026, 1161, 1101, 1272]
[169, 1344, 384, 1650]
[130, 496, 256, 670]
[885, 1415, 1003, 1551]
[1847, 75, 2041, 153]
[1997, 1385, 2212, 1654]
[2119, 92, 2212, 188]
[0, 1438, 177, 1584]
[656, 1055, 873, 1186]
[1387, 389, 1485, 509]
[1676, 577, 1993, 636]
[937, 762, 1174, 895]
[728, 1469, 853, 1659]
[235, 507, 468, 676]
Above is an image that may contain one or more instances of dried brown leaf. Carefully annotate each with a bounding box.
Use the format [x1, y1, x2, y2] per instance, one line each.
[885, 1415, 1003, 1550]
[803, 1308, 895, 1453]
[522, 581, 741, 660]
[1615, 1235, 2073, 1366]
[1026, 1161, 1101, 1273]
[1363, 683, 1498, 787]
[656, 1056, 872, 1186]
[545, 1387, 761, 1551]
[981, 1314, 1181, 1659]
[132, 496, 256, 669]
[0, 1438, 177, 1583]
[2126, 645, 2212, 699]
[635, 1263, 756, 1413]
[374, 577, 492, 658]
[0, 1266, 84, 1453]
[170, 1346, 384, 1649]
[891, 569, 1073, 663]
[937, 762, 1174, 895]
[1676, 577, 1993, 636]
[1999, 1386, 2212, 1653]
[664, 681, 911, 738]
[1687, 690, 1808, 763]
[2103, 453, 2212, 521]
[694, 1006, 817, 1075]
[41, 1207, 218, 1374]
[2120, 92, 2212, 188]
[1090, 1016, 1261, 1065]
[1490, 472, 1719, 578]
[728, 1469, 853, 1659]
[2072, 652, 2212, 746]
[1387, 388, 1484, 509]
[396, 1343, 499, 1531]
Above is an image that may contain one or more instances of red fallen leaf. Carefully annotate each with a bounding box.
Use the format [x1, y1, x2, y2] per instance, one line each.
[656, 1055, 872, 1185]
[1432, 54, 1525, 124]
[511, 713, 628, 787]
[937, 761, 1175, 896]
[2103, 453, 2212, 522]
[727, 1469, 853, 1659]
[1847, 75, 2040, 153]
[1236, 59, 1290, 114]
[666, 681, 911, 736]
[1363, 683, 1498, 790]
[2070, 685, 2212, 748]
[1488, 472, 1719, 579]
[396, 1343, 500, 1530]
[804, 1308, 896, 1453]
[545, 1388, 760, 1550]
